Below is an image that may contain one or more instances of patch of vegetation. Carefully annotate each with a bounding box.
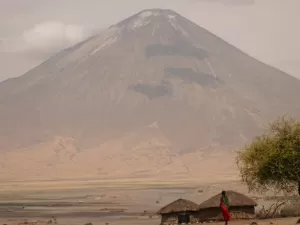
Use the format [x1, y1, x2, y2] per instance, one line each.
[237, 116, 300, 196]
[145, 43, 208, 59]
[164, 67, 223, 88]
[129, 83, 170, 99]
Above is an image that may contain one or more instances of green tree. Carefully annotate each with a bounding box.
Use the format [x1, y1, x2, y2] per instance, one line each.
[237, 116, 300, 196]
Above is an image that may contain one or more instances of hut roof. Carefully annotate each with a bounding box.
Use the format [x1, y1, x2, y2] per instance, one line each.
[157, 198, 199, 214]
[198, 190, 257, 209]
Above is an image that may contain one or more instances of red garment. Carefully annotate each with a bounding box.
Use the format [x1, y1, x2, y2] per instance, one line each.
[221, 203, 231, 221]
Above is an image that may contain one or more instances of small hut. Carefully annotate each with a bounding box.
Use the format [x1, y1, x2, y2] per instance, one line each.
[157, 198, 200, 224]
[198, 190, 257, 222]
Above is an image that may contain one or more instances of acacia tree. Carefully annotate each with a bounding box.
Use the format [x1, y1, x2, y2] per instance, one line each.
[237, 116, 300, 196]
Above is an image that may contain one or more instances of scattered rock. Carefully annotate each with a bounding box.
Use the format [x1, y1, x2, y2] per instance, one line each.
[250, 222, 258, 225]
[47, 220, 52, 224]
[84, 223, 93, 225]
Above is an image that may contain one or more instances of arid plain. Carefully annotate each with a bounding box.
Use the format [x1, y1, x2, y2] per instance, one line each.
[0, 178, 298, 225]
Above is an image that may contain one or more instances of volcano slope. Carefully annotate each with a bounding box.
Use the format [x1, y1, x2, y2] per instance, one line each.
[0, 9, 300, 180]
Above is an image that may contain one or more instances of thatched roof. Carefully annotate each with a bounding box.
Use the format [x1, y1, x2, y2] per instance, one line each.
[157, 198, 199, 214]
[198, 190, 257, 209]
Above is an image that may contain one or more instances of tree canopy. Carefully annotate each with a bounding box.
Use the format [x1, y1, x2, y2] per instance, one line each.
[237, 116, 300, 195]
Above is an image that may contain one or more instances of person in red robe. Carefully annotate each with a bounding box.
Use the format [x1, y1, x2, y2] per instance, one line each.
[220, 191, 231, 225]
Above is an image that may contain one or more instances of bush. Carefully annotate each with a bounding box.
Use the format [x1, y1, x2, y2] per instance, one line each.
[255, 201, 285, 219]
[84, 223, 93, 225]
[280, 201, 300, 217]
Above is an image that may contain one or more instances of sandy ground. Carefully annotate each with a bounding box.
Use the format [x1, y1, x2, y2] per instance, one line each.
[0, 217, 298, 225]
[0, 180, 298, 225]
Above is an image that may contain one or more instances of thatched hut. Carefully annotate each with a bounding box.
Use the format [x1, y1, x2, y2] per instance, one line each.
[157, 198, 201, 224]
[198, 190, 257, 222]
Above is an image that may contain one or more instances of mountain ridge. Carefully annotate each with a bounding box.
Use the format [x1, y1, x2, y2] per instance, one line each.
[0, 9, 300, 180]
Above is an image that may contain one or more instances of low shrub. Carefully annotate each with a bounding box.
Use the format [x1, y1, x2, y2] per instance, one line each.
[280, 201, 300, 217]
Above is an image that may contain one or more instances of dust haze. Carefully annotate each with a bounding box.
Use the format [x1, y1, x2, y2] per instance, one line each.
[0, 2, 299, 225]
[0, 0, 300, 80]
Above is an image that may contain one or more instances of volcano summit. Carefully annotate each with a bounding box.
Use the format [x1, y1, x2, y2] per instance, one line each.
[0, 9, 300, 180]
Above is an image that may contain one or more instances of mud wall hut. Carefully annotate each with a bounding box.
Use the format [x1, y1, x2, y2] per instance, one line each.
[157, 198, 201, 225]
[198, 190, 257, 222]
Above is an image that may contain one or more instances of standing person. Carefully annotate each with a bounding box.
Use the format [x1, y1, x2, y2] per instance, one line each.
[220, 191, 231, 225]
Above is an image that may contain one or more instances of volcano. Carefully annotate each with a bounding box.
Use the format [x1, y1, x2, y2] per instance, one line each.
[0, 9, 300, 180]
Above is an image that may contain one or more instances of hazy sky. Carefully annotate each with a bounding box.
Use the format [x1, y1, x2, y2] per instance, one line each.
[0, 0, 299, 81]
